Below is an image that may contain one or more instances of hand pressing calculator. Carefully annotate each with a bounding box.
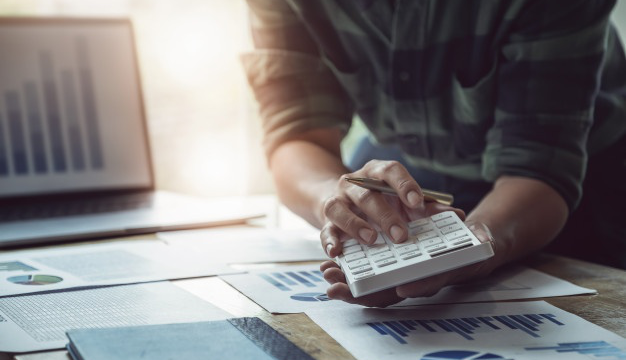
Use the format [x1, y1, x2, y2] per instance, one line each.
[336, 211, 494, 298]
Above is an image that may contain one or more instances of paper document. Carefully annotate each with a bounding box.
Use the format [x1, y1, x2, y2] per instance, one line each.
[0, 240, 239, 297]
[394, 266, 596, 307]
[220, 264, 595, 314]
[0, 282, 232, 353]
[221, 263, 356, 313]
[158, 227, 327, 263]
[306, 301, 626, 360]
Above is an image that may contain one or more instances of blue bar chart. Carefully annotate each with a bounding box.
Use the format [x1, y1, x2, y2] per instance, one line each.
[258, 270, 325, 292]
[0, 37, 104, 177]
[525, 341, 626, 359]
[367, 313, 565, 344]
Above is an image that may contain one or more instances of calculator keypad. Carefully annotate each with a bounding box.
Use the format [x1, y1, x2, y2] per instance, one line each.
[336, 211, 494, 297]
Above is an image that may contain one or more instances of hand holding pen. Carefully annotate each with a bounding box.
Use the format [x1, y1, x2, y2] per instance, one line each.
[320, 160, 465, 258]
[344, 177, 454, 206]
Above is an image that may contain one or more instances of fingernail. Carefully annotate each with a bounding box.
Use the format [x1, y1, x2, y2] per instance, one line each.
[325, 244, 333, 257]
[390, 224, 404, 242]
[407, 190, 422, 207]
[359, 228, 375, 243]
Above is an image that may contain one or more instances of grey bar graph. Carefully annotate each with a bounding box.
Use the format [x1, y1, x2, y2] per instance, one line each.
[5, 91, 28, 174]
[0, 38, 105, 178]
[0, 112, 8, 175]
[61, 70, 86, 171]
[24, 81, 48, 173]
[40, 51, 67, 172]
[76, 37, 104, 169]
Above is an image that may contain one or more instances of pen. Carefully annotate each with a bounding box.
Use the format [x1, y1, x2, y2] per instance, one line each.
[345, 177, 454, 206]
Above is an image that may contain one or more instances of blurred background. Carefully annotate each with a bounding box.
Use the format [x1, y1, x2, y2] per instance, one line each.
[0, 0, 273, 199]
[0, 0, 624, 199]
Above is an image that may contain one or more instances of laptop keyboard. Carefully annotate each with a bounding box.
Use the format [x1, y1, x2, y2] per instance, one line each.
[0, 193, 154, 222]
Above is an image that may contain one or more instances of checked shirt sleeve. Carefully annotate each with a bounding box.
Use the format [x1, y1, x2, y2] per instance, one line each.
[242, 0, 354, 159]
[482, 0, 617, 211]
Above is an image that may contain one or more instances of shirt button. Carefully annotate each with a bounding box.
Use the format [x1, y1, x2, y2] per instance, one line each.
[399, 71, 410, 81]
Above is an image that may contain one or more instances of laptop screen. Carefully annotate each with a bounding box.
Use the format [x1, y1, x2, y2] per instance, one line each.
[0, 18, 152, 198]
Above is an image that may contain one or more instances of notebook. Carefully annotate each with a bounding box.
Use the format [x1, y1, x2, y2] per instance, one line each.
[65, 317, 314, 360]
[0, 17, 263, 248]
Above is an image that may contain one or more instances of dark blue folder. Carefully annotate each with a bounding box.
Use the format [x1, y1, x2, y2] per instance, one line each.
[66, 317, 314, 360]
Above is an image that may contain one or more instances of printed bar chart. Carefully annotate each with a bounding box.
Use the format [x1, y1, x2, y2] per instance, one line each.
[367, 313, 565, 344]
[259, 270, 325, 292]
[0, 37, 104, 177]
[525, 341, 626, 359]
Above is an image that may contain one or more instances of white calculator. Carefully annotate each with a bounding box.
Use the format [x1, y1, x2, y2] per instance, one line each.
[336, 211, 494, 297]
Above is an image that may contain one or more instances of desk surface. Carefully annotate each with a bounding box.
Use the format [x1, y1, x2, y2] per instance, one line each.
[5, 244, 626, 360]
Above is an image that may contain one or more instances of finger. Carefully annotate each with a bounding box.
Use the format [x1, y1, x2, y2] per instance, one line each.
[322, 262, 405, 307]
[320, 223, 346, 258]
[327, 282, 404, 308]
[341, 178, 409, 243]
[362, 160, 424, 208]
[323, 196, 378, 244]
[320, 260, 340, 272]
[322, 265, 347, 285]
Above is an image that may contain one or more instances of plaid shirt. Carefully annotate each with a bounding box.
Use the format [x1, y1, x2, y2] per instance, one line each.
[242, 0, 626, 210]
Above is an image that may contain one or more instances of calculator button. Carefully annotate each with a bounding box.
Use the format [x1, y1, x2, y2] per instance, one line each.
[367, 244, 390, 256]
[376, 258, 397, 267]
[354, 270, 376, 280]
[347, 258, 370, 269]
[407, 233, 420, 242]
[343, 239, 359, 247]
[430, 212, 452, 221]
[371, 251, 394, 263]
[401, 251, 422, 260]
[343, 245, 362, 255]
[445, 230, 467, 241]
[411, 224, 434, 235]
[440, 223, 463, 235]
[408, 218, 429, 229]
[350, 264, 373, 274]
[435, 217, 456, 228]
[452, 236, 473, 246]
[418, 230, 438, 241]
[421, 237, 443, 247]
[395, 244, 419, 255]
[426, 244, 448, 254]
[345, 251, 366, 262]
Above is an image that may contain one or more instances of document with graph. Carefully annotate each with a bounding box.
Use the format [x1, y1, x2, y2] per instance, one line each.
[0, 282, 232, 353]
[219, 264, 595, 314]
[306, 301, 626, 360]
[0, 239, 238, 297]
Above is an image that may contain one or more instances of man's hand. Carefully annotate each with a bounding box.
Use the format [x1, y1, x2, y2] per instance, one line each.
[321, 221, 497, 307]
[320, 159, 464, 258]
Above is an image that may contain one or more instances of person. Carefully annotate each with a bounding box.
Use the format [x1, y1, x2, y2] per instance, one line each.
[242, 0, 626, 307]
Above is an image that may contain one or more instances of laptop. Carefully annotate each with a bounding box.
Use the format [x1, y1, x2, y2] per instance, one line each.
[0, 17, 264, 248]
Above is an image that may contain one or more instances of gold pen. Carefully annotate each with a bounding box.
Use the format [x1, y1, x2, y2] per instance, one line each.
[345, 177, 454, 206]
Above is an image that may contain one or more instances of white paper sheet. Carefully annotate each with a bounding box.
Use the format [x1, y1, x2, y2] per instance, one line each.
[394, 266, 596, 307]
[0, 282, 232, 353]
[158, 227, 327, 263]
[220, 264, 595, 314]
[0, 240, 239, 297]
[305, 301, 626, 360]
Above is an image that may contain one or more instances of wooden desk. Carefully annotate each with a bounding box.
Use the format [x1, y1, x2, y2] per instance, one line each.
[5, 250, 626, 360]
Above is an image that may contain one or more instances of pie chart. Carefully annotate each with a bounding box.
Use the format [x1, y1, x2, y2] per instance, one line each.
[421, 350, 507, 360]
[7, 274, 63, 285]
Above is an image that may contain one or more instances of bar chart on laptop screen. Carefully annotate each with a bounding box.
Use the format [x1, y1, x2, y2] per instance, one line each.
[0, 21, 151, 196]
[0, 38, 103, 177]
